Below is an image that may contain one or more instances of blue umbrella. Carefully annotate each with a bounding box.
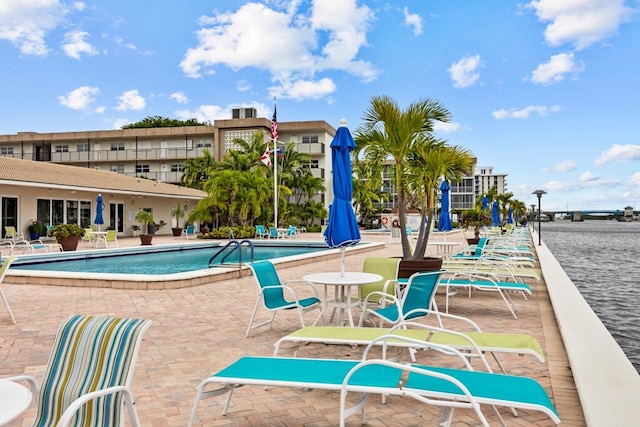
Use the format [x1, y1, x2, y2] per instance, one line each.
[491, 200, 500, 227]
[94, 194, 105, 231]
[323, 120, 361, 275]
[438, 180, 452, 232]
[481, 195, 488, 210]
[507, 206, 514, 224]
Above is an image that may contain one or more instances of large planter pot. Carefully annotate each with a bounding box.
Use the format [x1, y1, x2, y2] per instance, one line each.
[397, 257, 444, 279]
[171, 227, 183, 237]
[56, 236, 80, 251]
[467, 237, 480, 245]
[140, 235, 153, 246]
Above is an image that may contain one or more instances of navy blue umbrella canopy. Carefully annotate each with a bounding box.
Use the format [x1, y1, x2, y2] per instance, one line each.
[438, 180, 452, 232]
[481, 195, 488, 210]
[323, 120, 361, 273]
[491, 200, 500, 227]
[94, 194, 105, 230]
[507, 206, 514, 224]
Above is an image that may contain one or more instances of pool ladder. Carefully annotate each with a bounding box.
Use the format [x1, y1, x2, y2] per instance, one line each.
[208, 239, 255, 277]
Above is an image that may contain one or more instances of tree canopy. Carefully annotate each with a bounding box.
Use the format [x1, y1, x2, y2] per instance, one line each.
[122, 116, 211, 129]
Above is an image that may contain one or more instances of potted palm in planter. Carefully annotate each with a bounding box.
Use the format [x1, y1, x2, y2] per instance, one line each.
[355, 95, 475, 278]
[461, 208, 492, 244]
[134, 209, 155, 245]
[28, 219, 45, 240]
[49, 223, 85, 251]
[170, 204, 185, 237]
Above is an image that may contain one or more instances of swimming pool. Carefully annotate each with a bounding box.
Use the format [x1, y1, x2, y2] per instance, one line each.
[5, 240, 385, 290]
[11, 241, 328, 275]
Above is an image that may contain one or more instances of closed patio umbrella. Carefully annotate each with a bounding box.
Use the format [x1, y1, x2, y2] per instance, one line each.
[481, 195, 488, 210]
[507, 206, 514, 224]
[491, 200, 500, 227]
[323, 120, 361, 276]
[94, 194, 105, 231]
[438, 180, 452, 232]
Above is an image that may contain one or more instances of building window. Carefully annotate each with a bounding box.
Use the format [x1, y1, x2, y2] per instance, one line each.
[77, 143, 90, 152]
[302, 135, 319, 144]
[0, 146, 14, 155]
[55, 145, 69, 153]
[196, 139, 212, 148]
[110, 143, 125, 151]
[136, 164, 150, 173]
[110, 165, 125, 174]
[171, 163, 185, 172]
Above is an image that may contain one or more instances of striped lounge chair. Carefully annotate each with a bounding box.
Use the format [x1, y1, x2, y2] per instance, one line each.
[4, 314, 151, 427]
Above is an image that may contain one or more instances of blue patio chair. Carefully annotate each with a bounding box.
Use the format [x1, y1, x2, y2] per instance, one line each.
[4, 314, 152, 426]
[254, 224, 268, 239]
[245, 260, 324, 337]
[359, 270, 445, 327]
[183, 225, 196, 239]
[268, 226, 282, 239]
[285, 225, 297, 238]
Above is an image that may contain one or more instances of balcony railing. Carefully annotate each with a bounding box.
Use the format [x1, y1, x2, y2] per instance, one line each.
[50, 147, 211, 163]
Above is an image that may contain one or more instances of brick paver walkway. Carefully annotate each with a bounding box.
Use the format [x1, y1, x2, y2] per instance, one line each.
[0, 230, 581, 426]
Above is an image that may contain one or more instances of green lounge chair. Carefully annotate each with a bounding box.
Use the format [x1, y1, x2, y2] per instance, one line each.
[0, 255, 16, 323]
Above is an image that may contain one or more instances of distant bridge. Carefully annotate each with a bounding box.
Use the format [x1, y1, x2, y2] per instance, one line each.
[547, 210, 638, 219]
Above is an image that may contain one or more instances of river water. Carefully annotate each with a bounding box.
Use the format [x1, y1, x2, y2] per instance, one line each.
[541, 220, 640, 372]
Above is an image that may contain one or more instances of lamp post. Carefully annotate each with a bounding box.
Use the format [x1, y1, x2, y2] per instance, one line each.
[532, 190, 547, 245]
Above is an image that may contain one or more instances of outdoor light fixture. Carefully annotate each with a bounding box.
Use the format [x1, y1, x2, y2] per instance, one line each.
[532, 189, 547, 246]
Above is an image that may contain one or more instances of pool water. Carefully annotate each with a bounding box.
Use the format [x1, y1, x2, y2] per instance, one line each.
[11, 243, 328, 275]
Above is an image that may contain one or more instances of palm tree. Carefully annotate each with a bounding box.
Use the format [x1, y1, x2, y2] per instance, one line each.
[354, 94, 453, 259]
[352, 160, 388, 226]
[181, 149, 216, 189]
[405, 138, 475, 258]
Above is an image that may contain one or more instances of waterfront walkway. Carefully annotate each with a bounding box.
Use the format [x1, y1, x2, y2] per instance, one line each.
[1, 231, 585, 426]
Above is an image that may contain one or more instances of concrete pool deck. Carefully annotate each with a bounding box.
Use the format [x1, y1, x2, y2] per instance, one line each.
[0, 229, 628, 425]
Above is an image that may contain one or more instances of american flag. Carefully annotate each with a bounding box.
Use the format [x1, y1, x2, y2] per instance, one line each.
[271, 106, 278, 142]
[260, 142, 271, 167]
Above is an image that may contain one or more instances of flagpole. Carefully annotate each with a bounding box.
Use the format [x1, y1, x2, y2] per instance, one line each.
[271, 98, 278, 229]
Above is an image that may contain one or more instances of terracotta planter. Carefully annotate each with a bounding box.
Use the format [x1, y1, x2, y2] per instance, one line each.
[140, 235, 153, 246]
[56, 236, 80, 251]
[467, 238, 480, 245]
[171, 227, 183, 237]
[397, 257, 444, 279]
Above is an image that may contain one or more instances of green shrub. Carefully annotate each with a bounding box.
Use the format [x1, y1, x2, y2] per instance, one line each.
[49, 223, 85, 238]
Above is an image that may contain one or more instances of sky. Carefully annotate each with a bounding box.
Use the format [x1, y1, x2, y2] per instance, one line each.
[1, 0, 640, 212]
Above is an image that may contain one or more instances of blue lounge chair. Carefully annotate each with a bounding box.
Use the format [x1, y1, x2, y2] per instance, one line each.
[188, 335, 560, 427]
[359, 270, 445, 327]
[245, 260, 325, 337]
[4, 314, 152, 426]
[254, 224, 268, 239]
[183, 225, 196, 239]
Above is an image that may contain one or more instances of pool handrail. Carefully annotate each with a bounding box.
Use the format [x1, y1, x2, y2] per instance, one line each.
[209, 239, 255, 276]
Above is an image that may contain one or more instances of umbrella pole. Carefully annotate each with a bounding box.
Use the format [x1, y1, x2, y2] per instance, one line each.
[340, 247, 345, 277]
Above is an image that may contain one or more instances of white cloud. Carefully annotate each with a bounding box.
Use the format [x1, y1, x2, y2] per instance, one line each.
[169, 91, 188, 104]
[629, 172, 640, 187]
[0, 0, 67, 56]
[447, 54, 481, 88]
[594, 144, 640, 166]
[580, 171, 599, 182]
[269, 78, 336, 101]
[433, 121, 461, 133]
[57, 86, 99, 110]
[179, 1, 377, 100]
[527, 0, 633, 50]
[552, 160, 576, 172]
[236, 80, 251, 92]
[112, 118, 130, 129]
[62, 30, 98, 59]
[403, 6, 423, 36]
[116, 90, 145, 111]
[530, 52, 584, 85]
[175, 101, 270, 124]
[492, 104, 560, 119]
[72, 2, 85, 12]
